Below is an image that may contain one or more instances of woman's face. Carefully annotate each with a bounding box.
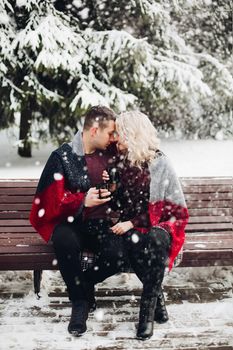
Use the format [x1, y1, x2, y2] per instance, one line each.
[116, 128, 128, 152]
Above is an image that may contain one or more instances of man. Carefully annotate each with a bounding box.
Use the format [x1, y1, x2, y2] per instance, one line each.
[30, 106, 128, 336]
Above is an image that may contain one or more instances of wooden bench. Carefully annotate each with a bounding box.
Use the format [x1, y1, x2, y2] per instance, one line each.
[0, 177, 232, 295]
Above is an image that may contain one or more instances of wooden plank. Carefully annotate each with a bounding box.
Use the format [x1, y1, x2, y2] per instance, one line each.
[0, 255, 57, 270]
[185, 230, 233, 237]
[0, 204, 32, 210]
[185, 232, 233, 239]
[182, 185, 232, 193]
[185, 193, 232, 201]
[0, 219, 31, 226]
[180, 257, 232, 267]
[0, 233, 43, 239]
[0, 188, 36, 195]
[188, 216, 232, 223]
[0, 227, 35, 233]
[0, 212, 30, 219]
[0, 196, 34, 203]
[0, 237, 48, 245]
[180, 177, 232, 185]
[186, 223, 232, 231]
[184, 240, 233, 250]
[0, 245, 54, 253]
[0, 180, 38, 187]
[186, 201, 232, 209]
[188, 208, 232, 216]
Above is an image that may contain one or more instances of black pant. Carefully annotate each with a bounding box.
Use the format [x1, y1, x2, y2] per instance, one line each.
[52, 219, 129, 301]
[125, 227, 171, 298]
[52, 219, 171, 301]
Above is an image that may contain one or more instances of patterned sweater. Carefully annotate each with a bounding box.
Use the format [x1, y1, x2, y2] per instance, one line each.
[114, 152, 189, 270]
[30, 131, 115, 242]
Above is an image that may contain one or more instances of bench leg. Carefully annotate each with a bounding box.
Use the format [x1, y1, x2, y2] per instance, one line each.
[33, 270, 43, 298]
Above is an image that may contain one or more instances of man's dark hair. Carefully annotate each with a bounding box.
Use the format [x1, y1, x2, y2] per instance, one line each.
[83, 105, 116, 130]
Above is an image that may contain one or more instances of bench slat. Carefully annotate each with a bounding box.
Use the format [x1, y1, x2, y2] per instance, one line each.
[3, 217, 230, 227]
[1, 209, 231, 218]
[0, 188, 36, 195]
[186, 223, 232, 231]
[0, 212, 30, 219]
[0, 181, 37, 188]
[185, 193, 232, 200]
[188, 216, 232, 223]
[0, 219, 31, 226]
[0, 204, 32, 210]
[0, 196, 34, 203]
[186, 200, 232, 209]
[182, 185, 232, 193]
[181, 177, 232, 185]
[0, 227, 35, 233]
[188, 208, 232, 216]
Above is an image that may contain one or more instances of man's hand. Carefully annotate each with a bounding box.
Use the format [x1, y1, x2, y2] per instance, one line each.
[84, 187, 111, 207]
[111, 221, 133, 235]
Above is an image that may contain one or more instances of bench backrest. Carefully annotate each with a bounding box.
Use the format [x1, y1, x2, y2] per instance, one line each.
[0, 177, 232, 231]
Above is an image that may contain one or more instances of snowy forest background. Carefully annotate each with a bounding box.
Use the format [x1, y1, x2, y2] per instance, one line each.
[0, 0, 232, 157]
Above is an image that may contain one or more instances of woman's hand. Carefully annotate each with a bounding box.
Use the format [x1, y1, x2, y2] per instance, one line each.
[111, 221, 133, 235]
[102, 170, 117, 192]
[102, 170, 109, 182]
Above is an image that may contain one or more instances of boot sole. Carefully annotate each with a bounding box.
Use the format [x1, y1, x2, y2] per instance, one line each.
[154, 317, 169, 324]
[136, 334, 152, 341]
[69, 329, 86, 337]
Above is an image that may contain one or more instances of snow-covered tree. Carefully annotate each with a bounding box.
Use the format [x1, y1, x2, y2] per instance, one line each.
[169, 0, 233, 138]
[0, 0, 232, 157]
[0, 0, 16, 129]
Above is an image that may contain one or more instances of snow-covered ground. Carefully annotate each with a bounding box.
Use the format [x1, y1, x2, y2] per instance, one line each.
[0, 268, 232, 350]
[0, 128, 233, 178]
[0, 129, 232, 349]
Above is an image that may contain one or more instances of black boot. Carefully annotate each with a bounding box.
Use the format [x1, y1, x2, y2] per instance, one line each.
[68, 300, 89, 336]
[83, 282, 97, 312]
[136, 296, 157, 340]
[88, 285, 97, 313]
[154, 291, 169, 324]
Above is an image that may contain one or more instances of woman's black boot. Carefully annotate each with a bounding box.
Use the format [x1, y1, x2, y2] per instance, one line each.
[68, 300, 89, 336]
[136, 296, 157, 340]
[154, 290, 169, 323]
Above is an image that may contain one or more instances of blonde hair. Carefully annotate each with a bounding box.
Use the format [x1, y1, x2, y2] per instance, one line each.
[116, 111, 160, 166]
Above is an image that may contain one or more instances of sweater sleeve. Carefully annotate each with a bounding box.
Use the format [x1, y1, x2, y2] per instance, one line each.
[30, 152, 85, 242]
[148, 156, 189, 269]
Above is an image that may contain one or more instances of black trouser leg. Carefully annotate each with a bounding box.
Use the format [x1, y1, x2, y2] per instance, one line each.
[82, 220, 130, 284]
[125, 227, 171, 298]
[52, 223, 86, 301]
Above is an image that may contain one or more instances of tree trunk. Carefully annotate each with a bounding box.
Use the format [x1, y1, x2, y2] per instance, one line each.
[18, 100, 32, 158]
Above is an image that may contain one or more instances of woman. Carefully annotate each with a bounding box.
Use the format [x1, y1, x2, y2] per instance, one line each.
[107, 111, 189, 340]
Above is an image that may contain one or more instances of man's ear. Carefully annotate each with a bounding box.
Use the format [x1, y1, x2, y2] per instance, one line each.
[90, 126, 98, 137]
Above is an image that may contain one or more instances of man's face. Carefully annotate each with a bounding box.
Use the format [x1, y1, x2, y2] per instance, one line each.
[95, 120, 116, 150]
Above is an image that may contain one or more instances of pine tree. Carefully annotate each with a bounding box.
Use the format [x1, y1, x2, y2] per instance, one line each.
[0, 0, 232, 157]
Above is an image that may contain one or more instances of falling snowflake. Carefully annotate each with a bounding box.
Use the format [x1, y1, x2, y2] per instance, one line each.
[53, 173, 63, 181]
[67, 216, 74, 223]
[34, 198, 40, 205]
[95, 309, 104, 321]
[38, 208, 45, 217]
[52, 259, 58, 266]
[131, 233, 139, 243]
